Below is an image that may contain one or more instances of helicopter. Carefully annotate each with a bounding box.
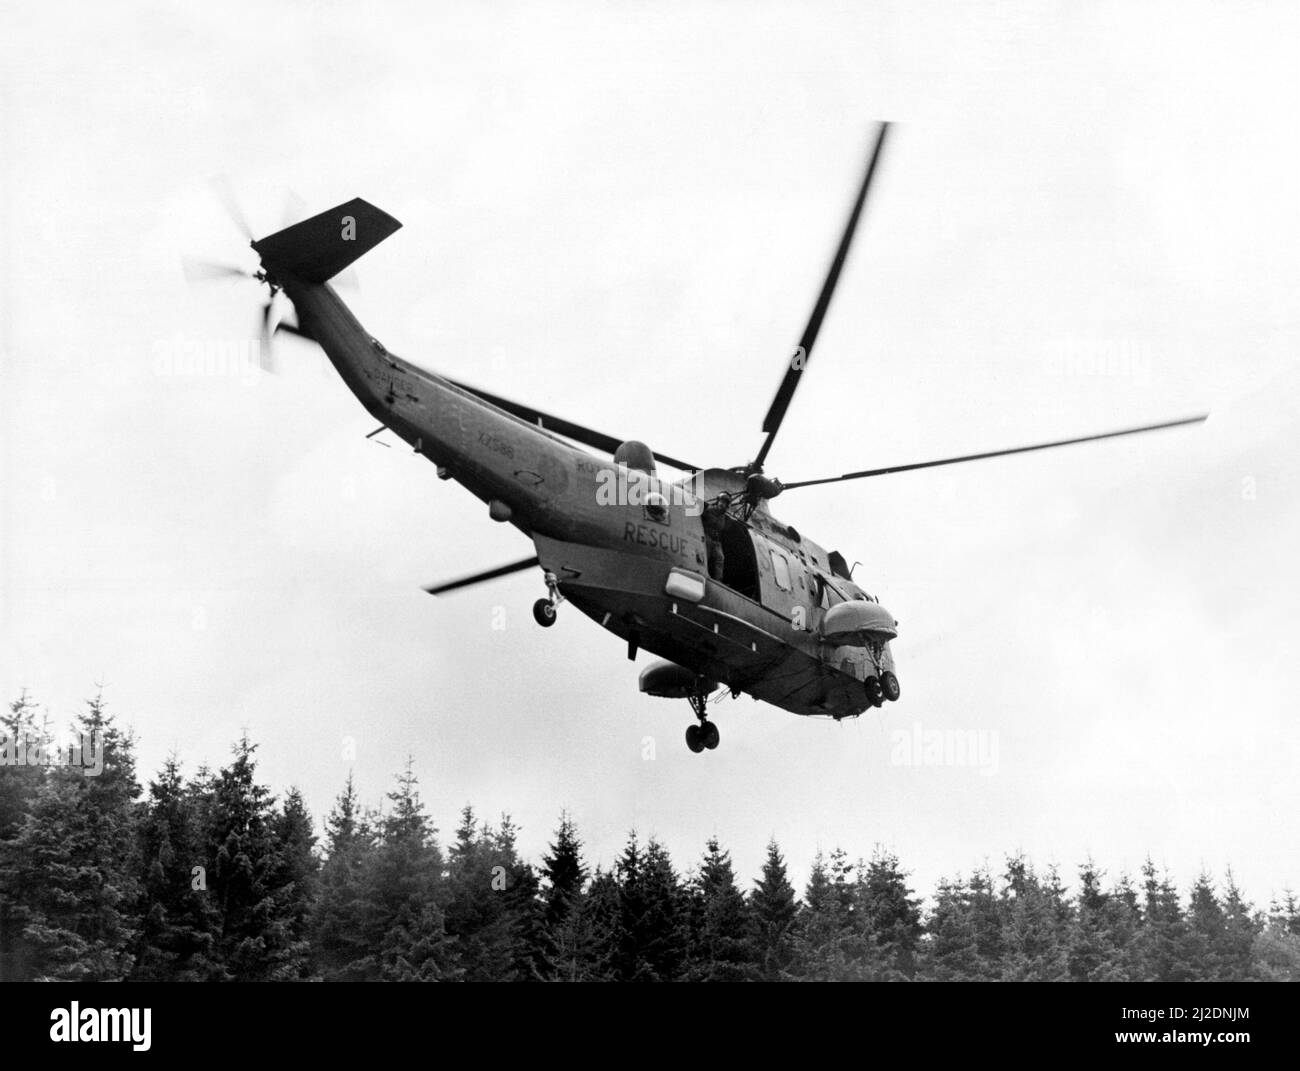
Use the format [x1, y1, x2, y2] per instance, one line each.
[190, 122, 1206, 752]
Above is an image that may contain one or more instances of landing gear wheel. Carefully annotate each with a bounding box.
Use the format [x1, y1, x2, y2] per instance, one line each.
[865, 676, 884, 707]
[685, 724, 705, 753]
[532, 598, 557, 628]
[686, 689, 719, 752]
[881, 671, 901, 702]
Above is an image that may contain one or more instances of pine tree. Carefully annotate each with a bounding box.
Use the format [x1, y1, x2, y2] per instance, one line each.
[1068, 859, 1111, 982]
[794, 851, 837, 979]
[1182, 872, 1225, 979]
[1093, 872, 1143, 980]
[265, 787, 318, 979]
[1136, 858, 1191, 981]
[640, 837, 689, 981]
[1216, 870, 1260, 981]
[999, 855, 1069, 981]
[581, 866, 623, 982]
[312, 774, 376, 981]
[540, 812, 587, 930]
[967, 865, 1004, 978]
[445, 805, 493, 978]
[922, 876, 983, 980]
[1255, 892, 1300, 981]
[613, 832, 687, 981]
[0, 692, 46, 839]
[203, 734, 317, 980]
[445, 806, 540, 980]
[686, 837, 754, 981]
[361, 762, 454, 981]
[0, 691, 49, 981]
[1277, 891, 1300, 938]
[206, 734, 278, 978]
[493, 815, 544, 981]
[1044, 865, 1074, 943]
[131, 755, 223, 980]
[537, 886, 602, 982]
[749, 839, 798, 981]
[1, 692, 141, 981]
[830, 848, 886, 980]
[1183, 870, 1264, 981]
[537, 812, 595, 981]
[857, 847, 923, 980]
[791, 850, 859, 980]
[610, 831, 645, 981]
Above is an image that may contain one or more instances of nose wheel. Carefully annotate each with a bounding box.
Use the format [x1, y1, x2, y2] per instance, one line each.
[864, 671, 901, 706]
[863, 640, 900, 707]
[685, 690, 720, 753]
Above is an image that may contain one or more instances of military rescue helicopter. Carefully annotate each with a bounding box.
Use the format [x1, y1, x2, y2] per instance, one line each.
[190, 123, 1205, 751]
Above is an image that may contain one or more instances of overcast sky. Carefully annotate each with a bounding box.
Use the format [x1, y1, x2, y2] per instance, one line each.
[3, 1, 1298, 904]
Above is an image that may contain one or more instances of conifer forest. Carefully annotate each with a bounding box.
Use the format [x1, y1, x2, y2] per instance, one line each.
[2, 693, 1297, 983]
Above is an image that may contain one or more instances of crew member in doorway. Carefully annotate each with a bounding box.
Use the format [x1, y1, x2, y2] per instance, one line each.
[701, 492, 731, 582]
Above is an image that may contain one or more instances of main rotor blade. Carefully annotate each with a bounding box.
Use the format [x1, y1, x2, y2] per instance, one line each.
[424, 556, 540, 595]
[780, 414, 1209, 490]
[754, 121, 890, 470]
[211, 174, 254, 241]
[182, 256, 252, 284]
[282, 189, 308, 230]
[446, 378, 699, 472]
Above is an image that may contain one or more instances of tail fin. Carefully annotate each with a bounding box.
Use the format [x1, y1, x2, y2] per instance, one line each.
[252, 197, 401, 283]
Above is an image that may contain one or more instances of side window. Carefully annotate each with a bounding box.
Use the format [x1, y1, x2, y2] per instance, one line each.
[770, 551, 792, 591]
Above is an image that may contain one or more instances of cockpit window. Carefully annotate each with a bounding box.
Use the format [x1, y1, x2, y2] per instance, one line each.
[811, 573, 826, 607]
[828, 550, 852, 580]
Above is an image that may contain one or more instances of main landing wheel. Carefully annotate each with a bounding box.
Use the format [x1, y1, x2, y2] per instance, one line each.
[532, 598, 557, 628]
[881, 671, 901, 702]
[865, 676, 884, 707]
[685, 690, 719, 752]
[686, 720, 720, 753]
[686, 724, 705, 753]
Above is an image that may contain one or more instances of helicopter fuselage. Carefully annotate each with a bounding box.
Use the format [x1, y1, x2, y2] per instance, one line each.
[283, 273, 895, 720]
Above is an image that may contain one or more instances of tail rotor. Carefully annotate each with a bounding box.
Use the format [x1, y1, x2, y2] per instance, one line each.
[181, 181, 316, 373]
[183, 182, 363, 373]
